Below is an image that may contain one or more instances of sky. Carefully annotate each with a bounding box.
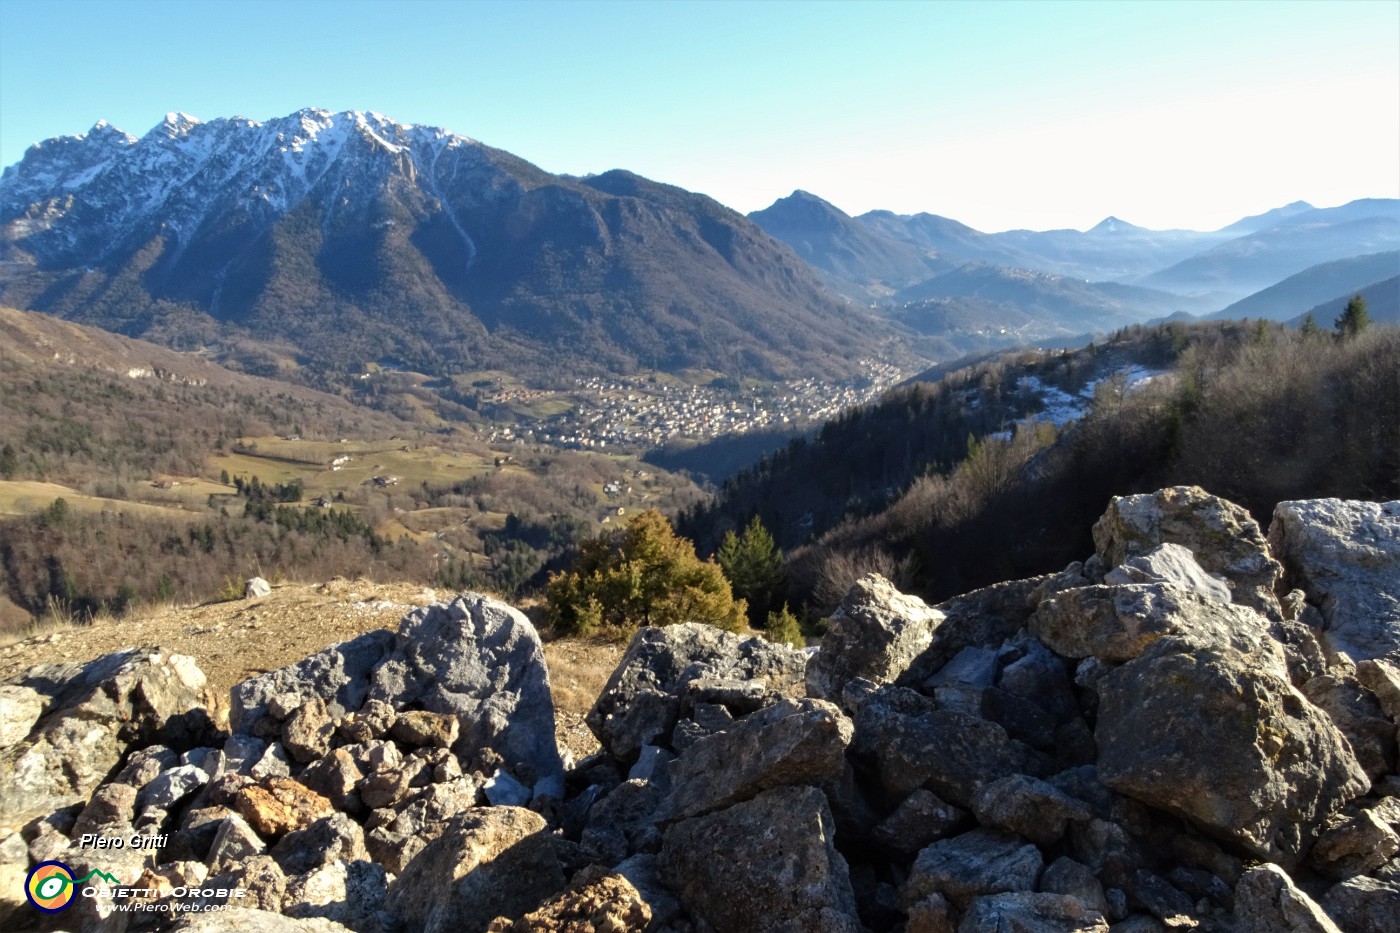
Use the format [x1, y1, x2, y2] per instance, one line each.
[1, 0, 1396, 233]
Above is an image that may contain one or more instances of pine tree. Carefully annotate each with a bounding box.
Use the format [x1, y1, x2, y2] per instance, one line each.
[546, 509, 745, 635]
[716, 515, 786, 627]
[1299, 313, 1320, 338]
[1335, 295, 1371, 339]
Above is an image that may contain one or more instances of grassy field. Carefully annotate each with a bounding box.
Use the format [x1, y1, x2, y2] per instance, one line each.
[0, 481, 202, 522]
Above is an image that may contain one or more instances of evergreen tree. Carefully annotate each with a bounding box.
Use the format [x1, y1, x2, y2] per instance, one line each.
[1299, 313, 1320, 338]
[0, 443, 17, 480]
[716, 515, 786, 626]
[1335, 295, 1371, 338]
[546, 509, 745, 635]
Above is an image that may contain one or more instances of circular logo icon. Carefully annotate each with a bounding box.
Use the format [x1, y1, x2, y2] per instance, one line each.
[26, 861, 76, 913]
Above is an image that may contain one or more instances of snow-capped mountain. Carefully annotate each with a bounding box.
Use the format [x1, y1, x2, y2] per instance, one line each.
[0, 109, 882, 380]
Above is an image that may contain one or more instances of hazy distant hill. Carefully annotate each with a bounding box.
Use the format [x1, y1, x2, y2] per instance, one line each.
[0, 110, 886, 382]
[1212, 251, 1400, 321]
[748, 190, 947, 295]
[1291, 276, 1400, 329]
[1140, 200, 1400, 299]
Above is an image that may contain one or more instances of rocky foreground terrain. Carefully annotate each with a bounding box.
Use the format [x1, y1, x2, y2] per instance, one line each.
[2, 486, 1398, 932]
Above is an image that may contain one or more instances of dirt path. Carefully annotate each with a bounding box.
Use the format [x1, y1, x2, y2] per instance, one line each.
[0, 580, 624, 762]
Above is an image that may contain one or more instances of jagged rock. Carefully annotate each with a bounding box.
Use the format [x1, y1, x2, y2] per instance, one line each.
[231, 630, 395, 738]
[270, 812, 367, 875]
[1103, 542, 1234, 605]
[902, 576, 1055, 688]
[660, 697, 852, 821]
[484, 767, 532, 807]
[873, 788, 970, 854]
[1095, 638, 1368, 867]
[386, 806, 566, 933]
[906, 892, 957, 933]
[1041, 857, 1110, 915]
[614, 853, 683, 930]
[72, 782, 138, 838]
[972, 774, 1093, 846]
[208, 811, 267, 872]
[300, 748, 365, 814]
[958, 892, 1109, 932]
[360, 768, 415, 809]
[139, 763, 210, 810]
[627, 744, 675, 791]
[0, 649, 213, 821]
[171, 907, 357, 932]
[368, 594, 563, 797]
[1319, 875, 1400, 933]
[806, 573, 943, 706]
[117, 743, 180, 786]
[338, 698, 397, 743]
[0, 684, 44, 749]
[1126, 870, 1198, 927]
[391, 709, 461, 748]
[363, 778, 486, 874]
[1302, 674, 1397, 780]
[235, 777, 335, 839]
[283, 696, 336, 763]
[246, 576, 272, 598]
[660, 784, 861, 933]
[284, 859, 387, 929]
[1309, 804, 1400, 880]
[1031, 583, 1283, 668]
[581, 779, 664, 865]
[998, 640, 1080, 725]
[0, 830, 28, 927]
[1357, 658, 1400, 722]
[486, 864, 652, 931]
[1092, 486, 1283, 616]
[902, 828, 1044, 911]
[1269, 498, 1400, 661]
[1233, 864, 1341, 933]
[207, 854, 287, 911]
[1272, 617, 1330, 686]
[851, 684, 1043, 808]
[587, 621, 806, 763]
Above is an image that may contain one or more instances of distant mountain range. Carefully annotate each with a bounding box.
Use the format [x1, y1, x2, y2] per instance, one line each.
[1211, 252, 1400, 322]
[0, 110, 888, 381]
[2, 108, 1395, 388]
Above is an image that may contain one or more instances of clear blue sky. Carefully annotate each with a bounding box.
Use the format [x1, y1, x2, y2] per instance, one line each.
[1, 0, 1396, 232]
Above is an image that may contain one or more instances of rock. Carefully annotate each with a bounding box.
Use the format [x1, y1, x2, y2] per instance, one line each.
[1031, 583, 1282, 668]
[385, 806, 566, 933]
[851, 684, 1042, 807]
[206, 854, 287, 911]
[0, 684, 44, 749]
[1127, 870, 1197, 927]
[116, 743, 180, 786]
[660, 784, 861, 933]
[299, 748, 365, 814]
[998, 641, 1080, 725]
[364, 779, 482, 874]
[250, 740, 294, 779]
[902, 576, 1053, 687]
[627, 744, 675, 790]
[1319, 875, 1400, 933]
[283, 696, 335, 763]
[906, 892, 958, 933]
[1269, 498, 1400, 661]
[1309, 805, 1400, 880]
[1302, 674, 1397, 780]
[958, 892, 1109, 932]
[245, 576, 272, 598]
[1095, 642, 1368, 867]
[614, 853, 683, 930]
[972, 774, 1093, 846]
[391, 709, 461, 748]
[283, 859, 387, 929]
[71, 782, 138, 838]
[170, 908, 358, 932]
[661, 697, 853, 821]
[270, 812, 367, 875]
[486, 864, 652, 931]
[1234, 864, 1341, 933]
[587, 621, 807, 763]
[872, 788, 970, 854]
[235, 777, 335, 838]
[901, 828, 1044, 911]
[0, 830, 28, 927]
[139, 763, 210, 810]
[806, 573, 943, 707]
[368, 594, 563, 796]
[1093, 486, 1283, 616]
[1041, 857, 1109, 915]
[484, 767, 532, 807]
[230, 630, 395, 738]
[0, 649, 213, 821]
[208, 812, 267, 873]
[581, 778, 665, 866]
[1357, 658, 1400, 722]
[1103, 542, 1233, 605]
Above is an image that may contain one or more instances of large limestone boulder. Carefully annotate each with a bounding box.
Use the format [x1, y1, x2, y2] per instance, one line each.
[660, 784, 862, 933]
[1, 649, 214, 822]
[901, 828, 1043, 911]
[486, 864, 652, 931]
[1234, 864, 1342, 933]
[661, 697, 853, 822]
[586, 622, 807, 763]
[385, 806, 566, 933]
[1092, 486, 1283, 616]
[231, 630, 395, 738]
[1269, 498, 1400, 661]
[806, 573, 943, 706]
[368, 594, 562, 796]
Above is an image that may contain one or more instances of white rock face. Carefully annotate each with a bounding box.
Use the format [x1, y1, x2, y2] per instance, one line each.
[1269, 499, 1400, 661]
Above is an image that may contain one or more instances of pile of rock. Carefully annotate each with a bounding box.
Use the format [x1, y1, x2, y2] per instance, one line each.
[1, 487, 1397, 933]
